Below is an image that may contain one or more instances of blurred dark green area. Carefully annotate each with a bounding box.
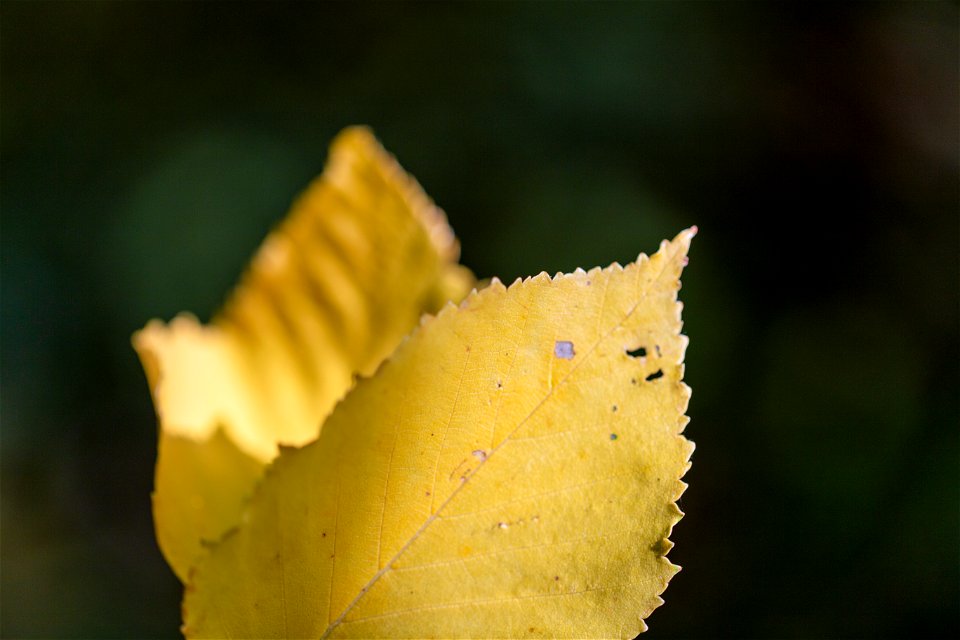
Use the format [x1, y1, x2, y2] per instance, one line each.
[2, 2, 957, 638]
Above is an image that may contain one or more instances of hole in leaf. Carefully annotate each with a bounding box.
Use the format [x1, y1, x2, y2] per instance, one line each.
[626, 346, 647, 358]
[645, 369, 664, 381]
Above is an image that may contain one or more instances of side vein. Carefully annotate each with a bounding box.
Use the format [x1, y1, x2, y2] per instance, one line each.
[337, 587, 611, 626]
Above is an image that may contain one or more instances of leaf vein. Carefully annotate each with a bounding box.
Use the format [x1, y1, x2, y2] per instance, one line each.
[340, 586, 611, 626]
[428, 350, 471, 513]
[393, 522, 639, 573]
[436, 473, 633, 522]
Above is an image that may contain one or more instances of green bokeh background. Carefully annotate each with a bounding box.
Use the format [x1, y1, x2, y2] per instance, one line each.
[2, 2, 957, 638]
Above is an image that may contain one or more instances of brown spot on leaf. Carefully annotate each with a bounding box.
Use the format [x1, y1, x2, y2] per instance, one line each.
[650, 538, 672, 557]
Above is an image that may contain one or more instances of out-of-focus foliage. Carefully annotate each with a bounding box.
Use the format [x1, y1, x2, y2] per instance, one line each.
[134, 127, 472, 582]
[1, 2, 957, 638]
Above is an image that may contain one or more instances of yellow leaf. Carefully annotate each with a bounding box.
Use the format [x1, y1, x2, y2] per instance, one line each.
[153, 428, 262, 576]
[133, 126, 474, 582]
[183, 229, 695, 639]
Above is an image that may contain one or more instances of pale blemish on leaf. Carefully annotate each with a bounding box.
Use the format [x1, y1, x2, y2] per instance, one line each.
[554, 340, 575, 359]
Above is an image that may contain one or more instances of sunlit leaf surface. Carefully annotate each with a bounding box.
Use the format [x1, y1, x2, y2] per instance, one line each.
[183, 229, 694, 639]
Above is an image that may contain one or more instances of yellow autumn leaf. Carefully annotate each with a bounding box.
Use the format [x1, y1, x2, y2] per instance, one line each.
[183, 228, 695, 639]
[133, 127, 474, 582]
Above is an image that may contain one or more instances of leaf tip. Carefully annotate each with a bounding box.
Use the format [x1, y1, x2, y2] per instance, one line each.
[672, 226, 697, 255]
[487, 277, 508, 294]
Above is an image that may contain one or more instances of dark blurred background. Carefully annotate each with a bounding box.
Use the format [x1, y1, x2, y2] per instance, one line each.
[2, 2, 957, 638]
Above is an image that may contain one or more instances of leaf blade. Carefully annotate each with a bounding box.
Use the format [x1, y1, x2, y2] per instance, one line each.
[184, 229, 695, 638]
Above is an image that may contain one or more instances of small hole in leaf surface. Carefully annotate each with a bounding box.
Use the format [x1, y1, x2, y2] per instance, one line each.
[645, 369, 664, 381]
[626, 347, 647, 358]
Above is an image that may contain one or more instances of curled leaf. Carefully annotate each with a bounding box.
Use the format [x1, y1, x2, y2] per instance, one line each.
[133, 127, 474, 581]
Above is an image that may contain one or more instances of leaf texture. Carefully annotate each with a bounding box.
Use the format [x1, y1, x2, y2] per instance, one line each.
[133, 127, 473, 582]
[183, 228, 695, 639]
